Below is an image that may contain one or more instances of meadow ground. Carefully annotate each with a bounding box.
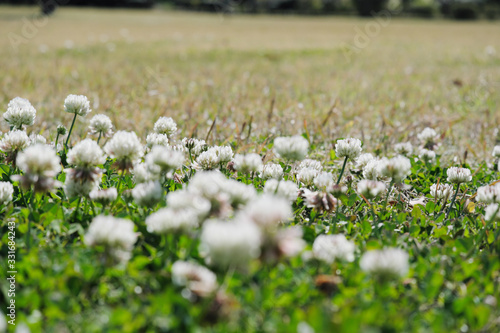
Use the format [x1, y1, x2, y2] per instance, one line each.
[1, 7, 500, 158]
[1, 6, 500, 333]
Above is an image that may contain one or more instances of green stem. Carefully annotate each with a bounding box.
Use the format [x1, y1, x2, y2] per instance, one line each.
[353, 199, 364, 214]
[97, 132, 102, 145]
[331, 214, 337, 234]
[90, 199, 97, 217]
[26, 190, 36, 251]
[219, 265, 236, 292]
[26, 218, 31, 251]
[383, 181, 394, 212]
[65, 113, 78, 148]
[72, 196, 82, 221]
[371, 205, 382, 239]
[370, 204, 377, 224]
[110, 169, 126, 211]
[54, 133, 60, 151]
[336, 156, 349, 185]
[19, 188, 28, 208]
[446, 184, 461, 219]
[478, 205, 500, 250]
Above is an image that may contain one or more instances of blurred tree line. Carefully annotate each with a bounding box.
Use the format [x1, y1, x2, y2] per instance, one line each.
[2, 0, 500, 19]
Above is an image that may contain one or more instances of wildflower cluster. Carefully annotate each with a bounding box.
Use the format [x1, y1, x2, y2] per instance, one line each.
[1, 96, 499, 332]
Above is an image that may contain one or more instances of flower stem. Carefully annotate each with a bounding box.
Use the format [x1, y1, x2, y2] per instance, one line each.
[65, 113, 78, 148]
[446, 184, 461, 219]
[71, 196, 82, 221]
[97, 132, 102, 145]
[54, 133, 60, 151]
[370, 204, 377, 224]
[336, 156, 349, 185]
[110, 169, 126, 211]
[383, 181, 394, 212]
[26, 190, 36, 251]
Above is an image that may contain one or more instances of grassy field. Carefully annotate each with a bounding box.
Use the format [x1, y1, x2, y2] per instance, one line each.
[2, 6, 500, 333]
[1, 6, 500, 158]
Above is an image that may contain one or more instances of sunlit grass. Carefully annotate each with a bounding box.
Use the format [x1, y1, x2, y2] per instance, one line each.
[1, 7, 499, 161]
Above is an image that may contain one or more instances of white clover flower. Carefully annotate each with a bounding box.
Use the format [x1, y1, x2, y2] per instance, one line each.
[216, 145, 233, 164]
[417, 127, 438, 145]
[3, 97, 36, 129]
[447, 167, 472, 184]
[429, 183, 454, 200]
[240, 194, 293, 228]
[394, 142, 413, 156]
[312, 234, 355, 264]
[194, 145, 233, 169]
[0, 181, 14, 206]
[335, 138, 362, 160]
[188, 171, 229, 200]
[233, 153, 263, 174]
[484, 203, 500, 221]
[170, 143, 186, 153]
[146, 207, 199, 233]
[14, 144, 61, 192]
[363, 159, 382, 180]
[16, 144, 60, 176]
[166, 189, 211, 219]
[0, 130, 29, 162]
[297, 322, 314, 333]
[88, 114, 113, 138]
[357, 180, 386, 199]
[14, 323, 30, 333]
[378, 155, 412, 183]
[67, 138, 105, 168]
[132, 162, 159, 184]
[64, 94, 91, 117]
[64, 176, 100, 197]
[419, 148, 436, 163]
[145, 133, 169, 149]
[199, 218, 262, 267]
[132, 181, 163, 207]
[263, 179, 298, 202]
[154, 116, 177, 137]
[104, 131, 143, 169]
[272, 227, 306, 258]
[182, 137, 207, 156]
[355, 153, 374, 169]
[171, 260, 218, 297]
[195, 148, 220, 170]
[330, 184, 347, 197]
[28, 133, 46, 146]
[302, 188, 337, 212]
[273, 135, 309, 161]
[492, 145, 500, 158]
[85, 215, 138, 263]
[360, 248, 409, 279]
[297, 167, 319, 187]
[476, 184, 500, 204]
[222, 179, 257, 207]
[314, 172, 334, 192]
[145, 146, 185, 174]
[0, 310, 5, 333]
[259, 163, 284, 180]
[89, 188, 117, 205]
[298, 159, 322, 171]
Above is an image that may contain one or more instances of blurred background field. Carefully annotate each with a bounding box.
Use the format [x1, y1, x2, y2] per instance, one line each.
[1, 5, 499, 159]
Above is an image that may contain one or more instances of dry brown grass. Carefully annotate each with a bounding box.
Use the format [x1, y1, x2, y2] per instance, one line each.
[1, 6, 499, 159]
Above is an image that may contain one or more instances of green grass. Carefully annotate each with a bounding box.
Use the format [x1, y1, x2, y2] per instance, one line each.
[0, 6, 500, 333]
